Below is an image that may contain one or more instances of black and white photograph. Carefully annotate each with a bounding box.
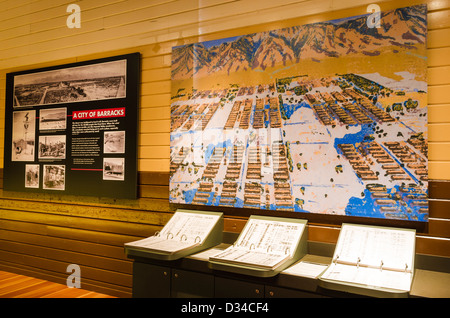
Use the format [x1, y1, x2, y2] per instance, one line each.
[104, 130, 125, 153]
[25, 164, 39, 188]
[38, 135, 66, 160]
[12, 110, 36, 162]
[43, 164, 65, 190]
[103, 157, 125, 181]
[39, 107, 67, 130]
[13, 59, 127, 108]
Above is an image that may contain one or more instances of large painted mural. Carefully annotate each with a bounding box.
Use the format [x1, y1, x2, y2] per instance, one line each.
[169, 5, 428, 222]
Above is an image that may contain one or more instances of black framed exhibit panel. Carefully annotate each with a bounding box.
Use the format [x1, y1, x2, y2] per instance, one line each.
[3, 53, 140, 199]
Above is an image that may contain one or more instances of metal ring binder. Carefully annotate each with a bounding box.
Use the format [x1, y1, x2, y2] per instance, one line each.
[333, 255, 339, 264]
[167, 232, 174, 240]
[195, 236, 201, 243]
[319, 223, 416, 297]
[180, 234, 187, 241]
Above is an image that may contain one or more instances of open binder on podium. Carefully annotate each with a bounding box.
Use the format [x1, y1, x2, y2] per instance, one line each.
[319, 223, 416, 298]
[209, 215, 308, 277]
[124, 209, 223, 260]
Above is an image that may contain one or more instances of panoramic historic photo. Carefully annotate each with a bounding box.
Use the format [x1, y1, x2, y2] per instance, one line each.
[169, 5, 428, 222]
[13, 59, 127, 107]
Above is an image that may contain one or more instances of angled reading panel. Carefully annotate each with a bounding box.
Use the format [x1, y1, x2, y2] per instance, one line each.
[319, 223, 416, 297]
[124, 209, 223, 261]
[209, 215, 308, 277]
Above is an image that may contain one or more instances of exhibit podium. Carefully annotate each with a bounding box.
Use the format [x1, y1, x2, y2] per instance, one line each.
[208, 215, 308, 277]
[124, 209, 223, 260]
[125, 219, 449, 298]
[319, 223, 416, 298]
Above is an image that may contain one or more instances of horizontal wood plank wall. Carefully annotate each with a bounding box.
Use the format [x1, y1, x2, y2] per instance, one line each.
[0, 0, 449, 298]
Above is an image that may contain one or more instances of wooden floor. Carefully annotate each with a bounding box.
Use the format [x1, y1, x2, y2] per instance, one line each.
[0, 271, 116, 298]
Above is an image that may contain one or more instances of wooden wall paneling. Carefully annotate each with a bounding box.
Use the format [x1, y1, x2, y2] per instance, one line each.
[1, 0, 73, 25]
[42, 225, 145, 248]
[0, 197, 173, 238]
[428, 7, 450, 29]
[139, 184, 170, 200]
[0, 0, 398, 69]
[141, 93, 171, 108]
[0, 209, 152, 239]
[0, 1, 447, 68]
[0, 0, 278, 69]
[141, 69, 171, 86]
[140, 119, 170, 134]
[140, 133, 170, 147]
[429, 142, 450, 161]
[307, 224, 341, 244]
[429, 123, 450, 142]
[0, 0, 449, 297]
[416, 235, 450, 258]
[0, 213, 156, 267]
[428, 220, 450, 238]
[140, 106, 170, 121]
[428, 66, 450, 86]
[0, 180, 171, 298]
[428, 27, 450, 49]
[137, 198, 174, 215]
[0, 202, 168, 298]
[223, 217, 248, 233]
[0, 260, 131, 298]
[0, 239, 131, 276]
[429, 199, 450, 219]
[0, 226, 127, 260]
[429, 85, 450, 105]
[0, 253, 132, 297]
[0, 247, 130, 287]
[428, 47, 450, 67]
[139, 146, 169, 160]
[138, 158, 170, 172]
[429, 162, 450, 180]
[0, 196, 167, 224]
[429, 180, 450, 199]
[429, 104, 450, 123]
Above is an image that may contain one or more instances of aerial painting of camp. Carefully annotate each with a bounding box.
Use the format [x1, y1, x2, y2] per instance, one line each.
[169, 4, 428, 222]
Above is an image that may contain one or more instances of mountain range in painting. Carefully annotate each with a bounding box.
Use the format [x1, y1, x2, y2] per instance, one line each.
[172, 5, 426, 80]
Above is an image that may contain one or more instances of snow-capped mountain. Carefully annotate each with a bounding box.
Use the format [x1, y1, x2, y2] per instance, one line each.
[171, 4, 427, 80]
